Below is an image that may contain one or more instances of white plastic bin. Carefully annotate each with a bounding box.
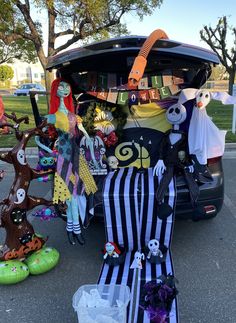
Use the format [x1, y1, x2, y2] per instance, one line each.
[72, 284, 130, 323]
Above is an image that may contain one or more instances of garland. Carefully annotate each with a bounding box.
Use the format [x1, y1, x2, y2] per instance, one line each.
[74, 70, 184, 105]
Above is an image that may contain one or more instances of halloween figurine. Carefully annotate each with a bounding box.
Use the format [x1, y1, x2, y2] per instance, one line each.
[188, 89, 227, 165]
[45, 79, 98, 245]
[103, 242, 121, 259]
[153, 102, 199, 219]
[130, 251, 145, 269]
[147, 239, 163, 259]
[107, 156, 119, 170]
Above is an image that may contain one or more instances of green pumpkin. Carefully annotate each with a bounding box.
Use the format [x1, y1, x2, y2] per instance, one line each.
[0, 260, 29, 285]
[24, 247, 60, 275]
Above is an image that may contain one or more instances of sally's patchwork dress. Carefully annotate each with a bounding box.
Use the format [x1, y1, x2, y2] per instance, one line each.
[52, 110, 97, 214]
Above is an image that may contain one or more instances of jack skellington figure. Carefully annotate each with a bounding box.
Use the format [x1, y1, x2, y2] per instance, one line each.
[147, 239, 163, 259]
[153, 103, 199, 219]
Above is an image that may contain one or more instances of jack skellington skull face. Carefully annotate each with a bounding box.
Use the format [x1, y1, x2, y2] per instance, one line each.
[148, 239, 160, 253]
[166, 103, 187, 125]
[147, 239, 163, 259]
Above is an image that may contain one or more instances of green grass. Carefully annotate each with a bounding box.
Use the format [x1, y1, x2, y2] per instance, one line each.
[206, 100, 236, 143]
[0, 96, 48, 148]
[0, 96, 236, 148]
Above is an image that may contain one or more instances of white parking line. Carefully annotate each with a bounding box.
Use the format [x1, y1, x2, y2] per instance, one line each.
[224, 193, 236, 219]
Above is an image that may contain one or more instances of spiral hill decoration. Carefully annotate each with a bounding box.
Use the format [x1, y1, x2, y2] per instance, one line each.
[115, 141, 150, 168]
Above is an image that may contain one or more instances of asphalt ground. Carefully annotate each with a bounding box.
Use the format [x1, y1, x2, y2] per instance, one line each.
[0, 154, 236, 323]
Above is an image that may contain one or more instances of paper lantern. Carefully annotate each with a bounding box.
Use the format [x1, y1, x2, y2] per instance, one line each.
[24, 247, 60, 275]
[0, 260, 29, 284]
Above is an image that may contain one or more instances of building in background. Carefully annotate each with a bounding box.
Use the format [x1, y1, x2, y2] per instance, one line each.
[9, 60, 45, 87]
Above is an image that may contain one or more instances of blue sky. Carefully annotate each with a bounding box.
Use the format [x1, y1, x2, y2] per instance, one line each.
[123, 0, 236, 49]
[46, 0, 236, 52]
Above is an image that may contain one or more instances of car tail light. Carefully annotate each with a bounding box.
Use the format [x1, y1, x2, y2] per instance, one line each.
[204, 205, 216, 215]
[207, 156, 221, 165]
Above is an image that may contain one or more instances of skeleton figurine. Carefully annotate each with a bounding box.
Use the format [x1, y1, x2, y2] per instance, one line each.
[103, 242, 121, 259]
[147, 239, 163, 259]
[130, 251, 145, 269]
[153, 103, 199, 219]
[107, 156, 119, 170]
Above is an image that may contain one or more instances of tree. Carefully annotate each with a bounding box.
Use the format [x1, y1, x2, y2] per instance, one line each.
[0, 0, 163, 95]
[0, 65, 14, 82]
[0, 114, 52, 260]
[210, 64, 228, 81]
[0, 39, 37, 65]
[200, 16, 236, 95]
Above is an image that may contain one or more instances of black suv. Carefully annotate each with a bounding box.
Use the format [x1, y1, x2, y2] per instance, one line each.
[46, 35, 223, 219]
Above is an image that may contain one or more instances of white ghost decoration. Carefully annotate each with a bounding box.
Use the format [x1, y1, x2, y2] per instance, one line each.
[15, 188, 26, 204]
[188, 89, 226, 165]
[130, 251, 145, 269]
[17, 149, 27, 165]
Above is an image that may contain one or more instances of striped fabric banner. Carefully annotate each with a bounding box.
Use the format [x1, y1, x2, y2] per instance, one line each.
[98, 167, 178, 323]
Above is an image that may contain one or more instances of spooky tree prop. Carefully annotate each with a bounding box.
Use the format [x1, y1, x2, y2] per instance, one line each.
[0, 113, 53, 260]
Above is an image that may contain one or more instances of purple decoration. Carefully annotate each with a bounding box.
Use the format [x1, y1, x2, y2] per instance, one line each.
[140, 275, 178, 323]
[31, 207, 57, 221]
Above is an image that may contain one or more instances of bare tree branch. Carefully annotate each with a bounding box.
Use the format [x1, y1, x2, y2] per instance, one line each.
[27, 196, 53, 210]
[200, 15, 236, 94]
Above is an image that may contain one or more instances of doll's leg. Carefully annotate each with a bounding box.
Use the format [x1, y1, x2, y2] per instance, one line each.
[156, 167, 174, 220]
[183, 168, 199, 206]
[156, 167, 174, 203]
[71, 195, 85, 245]
[66, 199, 76, 245]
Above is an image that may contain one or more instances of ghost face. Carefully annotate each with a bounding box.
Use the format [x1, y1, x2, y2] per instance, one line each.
[57, 81, 71, 98]
[148, 239, 160, 254]
[132, 251, 145, 268]
[196, 90, 211, 109]
[166, 103, 187, 125]
[11, 208, 26, 225]
[17, 149, 26, 165]
[107, 156, 119, 169]
[105, 242, 115, 255]
[15, 189, 26, 205]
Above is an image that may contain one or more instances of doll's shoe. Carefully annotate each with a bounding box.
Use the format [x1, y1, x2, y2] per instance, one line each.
[157, 202, 173, 220]
[67, 231, 76, 245]
[73, 232, 85, 245]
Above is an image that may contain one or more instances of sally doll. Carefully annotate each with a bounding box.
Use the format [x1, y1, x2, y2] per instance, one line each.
[46, 78, 97, 245]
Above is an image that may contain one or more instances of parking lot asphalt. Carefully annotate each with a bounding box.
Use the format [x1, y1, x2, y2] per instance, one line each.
[0, 154, 236, 323]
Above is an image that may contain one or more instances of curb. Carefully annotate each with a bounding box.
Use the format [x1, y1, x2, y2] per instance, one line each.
[0, 147, 39, 156]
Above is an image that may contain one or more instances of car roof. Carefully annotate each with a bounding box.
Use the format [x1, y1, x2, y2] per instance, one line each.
[46, 35, 219, 73]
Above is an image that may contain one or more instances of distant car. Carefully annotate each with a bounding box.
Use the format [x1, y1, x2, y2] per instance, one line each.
[13, 83, 46, 96]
